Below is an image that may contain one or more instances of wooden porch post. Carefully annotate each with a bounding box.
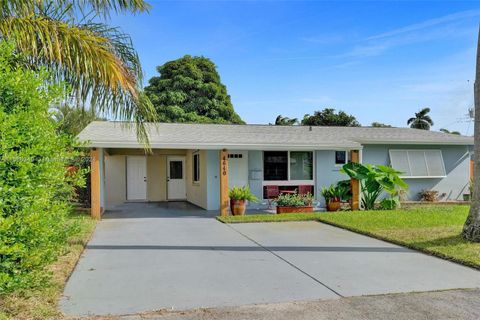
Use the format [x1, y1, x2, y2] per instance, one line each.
[350, 150, 360, 211]
[219, 149, 229, 216]
[90, 148, 101, 219]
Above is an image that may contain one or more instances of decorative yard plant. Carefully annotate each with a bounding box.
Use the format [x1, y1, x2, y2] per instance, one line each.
[275, 193, 314, 213]
[276, 193, 313, 207]
[419, 190, 439, 202]
[341, 162, 408, 210]
[229, 186, 258, 202]
[321, 181, 351, 211]
[229, 186, 258, 215]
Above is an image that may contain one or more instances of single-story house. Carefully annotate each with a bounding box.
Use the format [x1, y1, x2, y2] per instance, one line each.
[78, 121, 474, 218]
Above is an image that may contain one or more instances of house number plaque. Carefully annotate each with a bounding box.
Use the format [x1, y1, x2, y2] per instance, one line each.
[222, 155, 227, 176]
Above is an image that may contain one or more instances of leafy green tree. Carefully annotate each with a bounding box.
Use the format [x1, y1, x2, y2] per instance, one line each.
[440, 128, 461, 135]
[145, 55, 244, 124]
[274, 115, 297, 125]
[0, 0, 156, 142]
[301, 108, 360, 127]
[51, 105, 105, 137]
[371, 122, 392, 128]
[0, 43, 83, 292]
[407, 107, 433, 130]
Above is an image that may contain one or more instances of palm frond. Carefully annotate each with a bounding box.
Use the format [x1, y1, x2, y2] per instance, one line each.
[0, 15, 157, 142]
[407, 117, 416, 125]
[0, 0, 150, 19]
[417, 107, 431, 117]
[422, 115, 433, 126]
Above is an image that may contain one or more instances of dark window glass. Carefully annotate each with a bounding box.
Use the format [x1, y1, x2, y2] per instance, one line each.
[170, 161, 183, 179]
[193, 154, 200, 182]
[335, 151, 346, 165]
[264, 151, 288, 181]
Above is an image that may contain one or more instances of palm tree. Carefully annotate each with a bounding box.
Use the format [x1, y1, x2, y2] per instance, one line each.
[440, 128, 461, 135]
[407, 107, 434, 130]
[274, 115, 298, 125]
[50, 104, 106, 137]
[463, 28, 480, 242]
[0, 0, 156, 142]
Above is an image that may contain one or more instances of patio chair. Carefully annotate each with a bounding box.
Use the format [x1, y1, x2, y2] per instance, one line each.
[265, 185, 280, 209]
[298, 185, 313, 195]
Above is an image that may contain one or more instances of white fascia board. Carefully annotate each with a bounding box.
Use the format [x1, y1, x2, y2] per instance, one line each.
[357, 140, 473, 146]
[80, 141, 363, 150]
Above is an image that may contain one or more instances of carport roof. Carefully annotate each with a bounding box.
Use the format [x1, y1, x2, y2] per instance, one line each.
[77, 121, 474, 150]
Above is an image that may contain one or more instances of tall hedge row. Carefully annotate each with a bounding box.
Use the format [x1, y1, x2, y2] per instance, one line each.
[0, 43, 84, 293]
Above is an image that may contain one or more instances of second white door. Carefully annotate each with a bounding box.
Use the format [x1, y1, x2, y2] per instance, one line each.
[167, 156, 186, 200]
[126, 156, 147, 201]
[228, 151, 249, 188]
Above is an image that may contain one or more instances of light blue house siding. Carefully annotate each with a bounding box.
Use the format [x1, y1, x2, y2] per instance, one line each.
[315, 150, 349, 206]
[206, 150, 220, 210]
[362, 144, 470, 201]
[204, 145, 470, 210]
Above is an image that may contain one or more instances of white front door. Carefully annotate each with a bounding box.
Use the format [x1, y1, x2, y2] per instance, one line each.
[126, 156, 147, 201]
[167, 156, 186, 200]
[228, 151, 249, 188]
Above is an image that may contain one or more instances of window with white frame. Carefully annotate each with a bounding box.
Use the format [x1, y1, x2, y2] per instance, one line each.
[193, 153, 200, 183]
[335, 151, 347, 165]
[290, 151, 313, 180]
[389, 150, 446, 178]
[263, 151, 313, 181]
[263, 151, 288, 180]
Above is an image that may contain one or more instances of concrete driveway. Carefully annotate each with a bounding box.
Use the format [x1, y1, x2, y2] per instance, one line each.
[60, 202, 480, 317]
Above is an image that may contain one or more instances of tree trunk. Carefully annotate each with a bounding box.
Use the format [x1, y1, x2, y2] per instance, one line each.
[463, 28, 480, 241]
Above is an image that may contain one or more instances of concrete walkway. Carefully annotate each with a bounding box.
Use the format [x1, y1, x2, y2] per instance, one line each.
[60, 203, 480, 317]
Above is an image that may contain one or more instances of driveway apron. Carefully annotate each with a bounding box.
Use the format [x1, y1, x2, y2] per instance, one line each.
[60, 203, 480, 317]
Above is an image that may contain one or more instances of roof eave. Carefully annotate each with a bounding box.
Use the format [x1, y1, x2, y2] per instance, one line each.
[357, 140, 473, 146]
[78, 141, 362, 150]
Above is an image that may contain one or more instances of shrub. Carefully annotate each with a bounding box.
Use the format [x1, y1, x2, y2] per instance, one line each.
[419, 190, 439, 202]
[379, 197, 400, 210]
[0, 42, 84, 293]
[341, 162, 408, 210]
[276, 193, 313, 207]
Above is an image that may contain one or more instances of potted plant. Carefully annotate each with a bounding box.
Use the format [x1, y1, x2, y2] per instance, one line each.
[229, 186, 258, 215]
[275, 192, 314, 214]
[322, 185, 342, 212]
[337, 180, 352, 207]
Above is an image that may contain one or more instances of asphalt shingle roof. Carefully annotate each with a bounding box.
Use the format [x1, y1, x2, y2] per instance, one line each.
[77, 121, 473, 149]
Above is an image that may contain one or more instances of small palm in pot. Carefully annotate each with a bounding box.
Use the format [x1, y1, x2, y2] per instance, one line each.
[229, 186, 258, 215]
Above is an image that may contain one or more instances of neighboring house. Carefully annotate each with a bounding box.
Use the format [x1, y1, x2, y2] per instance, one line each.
[78, 122, 473, 216]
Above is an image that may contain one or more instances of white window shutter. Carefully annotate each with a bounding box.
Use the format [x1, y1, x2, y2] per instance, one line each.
[389, 149, 446, 178]
[389, 150, 411, 176]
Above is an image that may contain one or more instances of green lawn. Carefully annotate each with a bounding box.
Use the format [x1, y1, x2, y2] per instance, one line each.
[0, 210, 97, 320]
[217, 205, 480, 269]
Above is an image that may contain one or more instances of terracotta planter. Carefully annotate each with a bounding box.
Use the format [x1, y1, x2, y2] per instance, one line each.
[230, 199, 246, 215]
[276, 206, 313, 214]
[66, 165, 78, 176]
[327, 201, 341, 212]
